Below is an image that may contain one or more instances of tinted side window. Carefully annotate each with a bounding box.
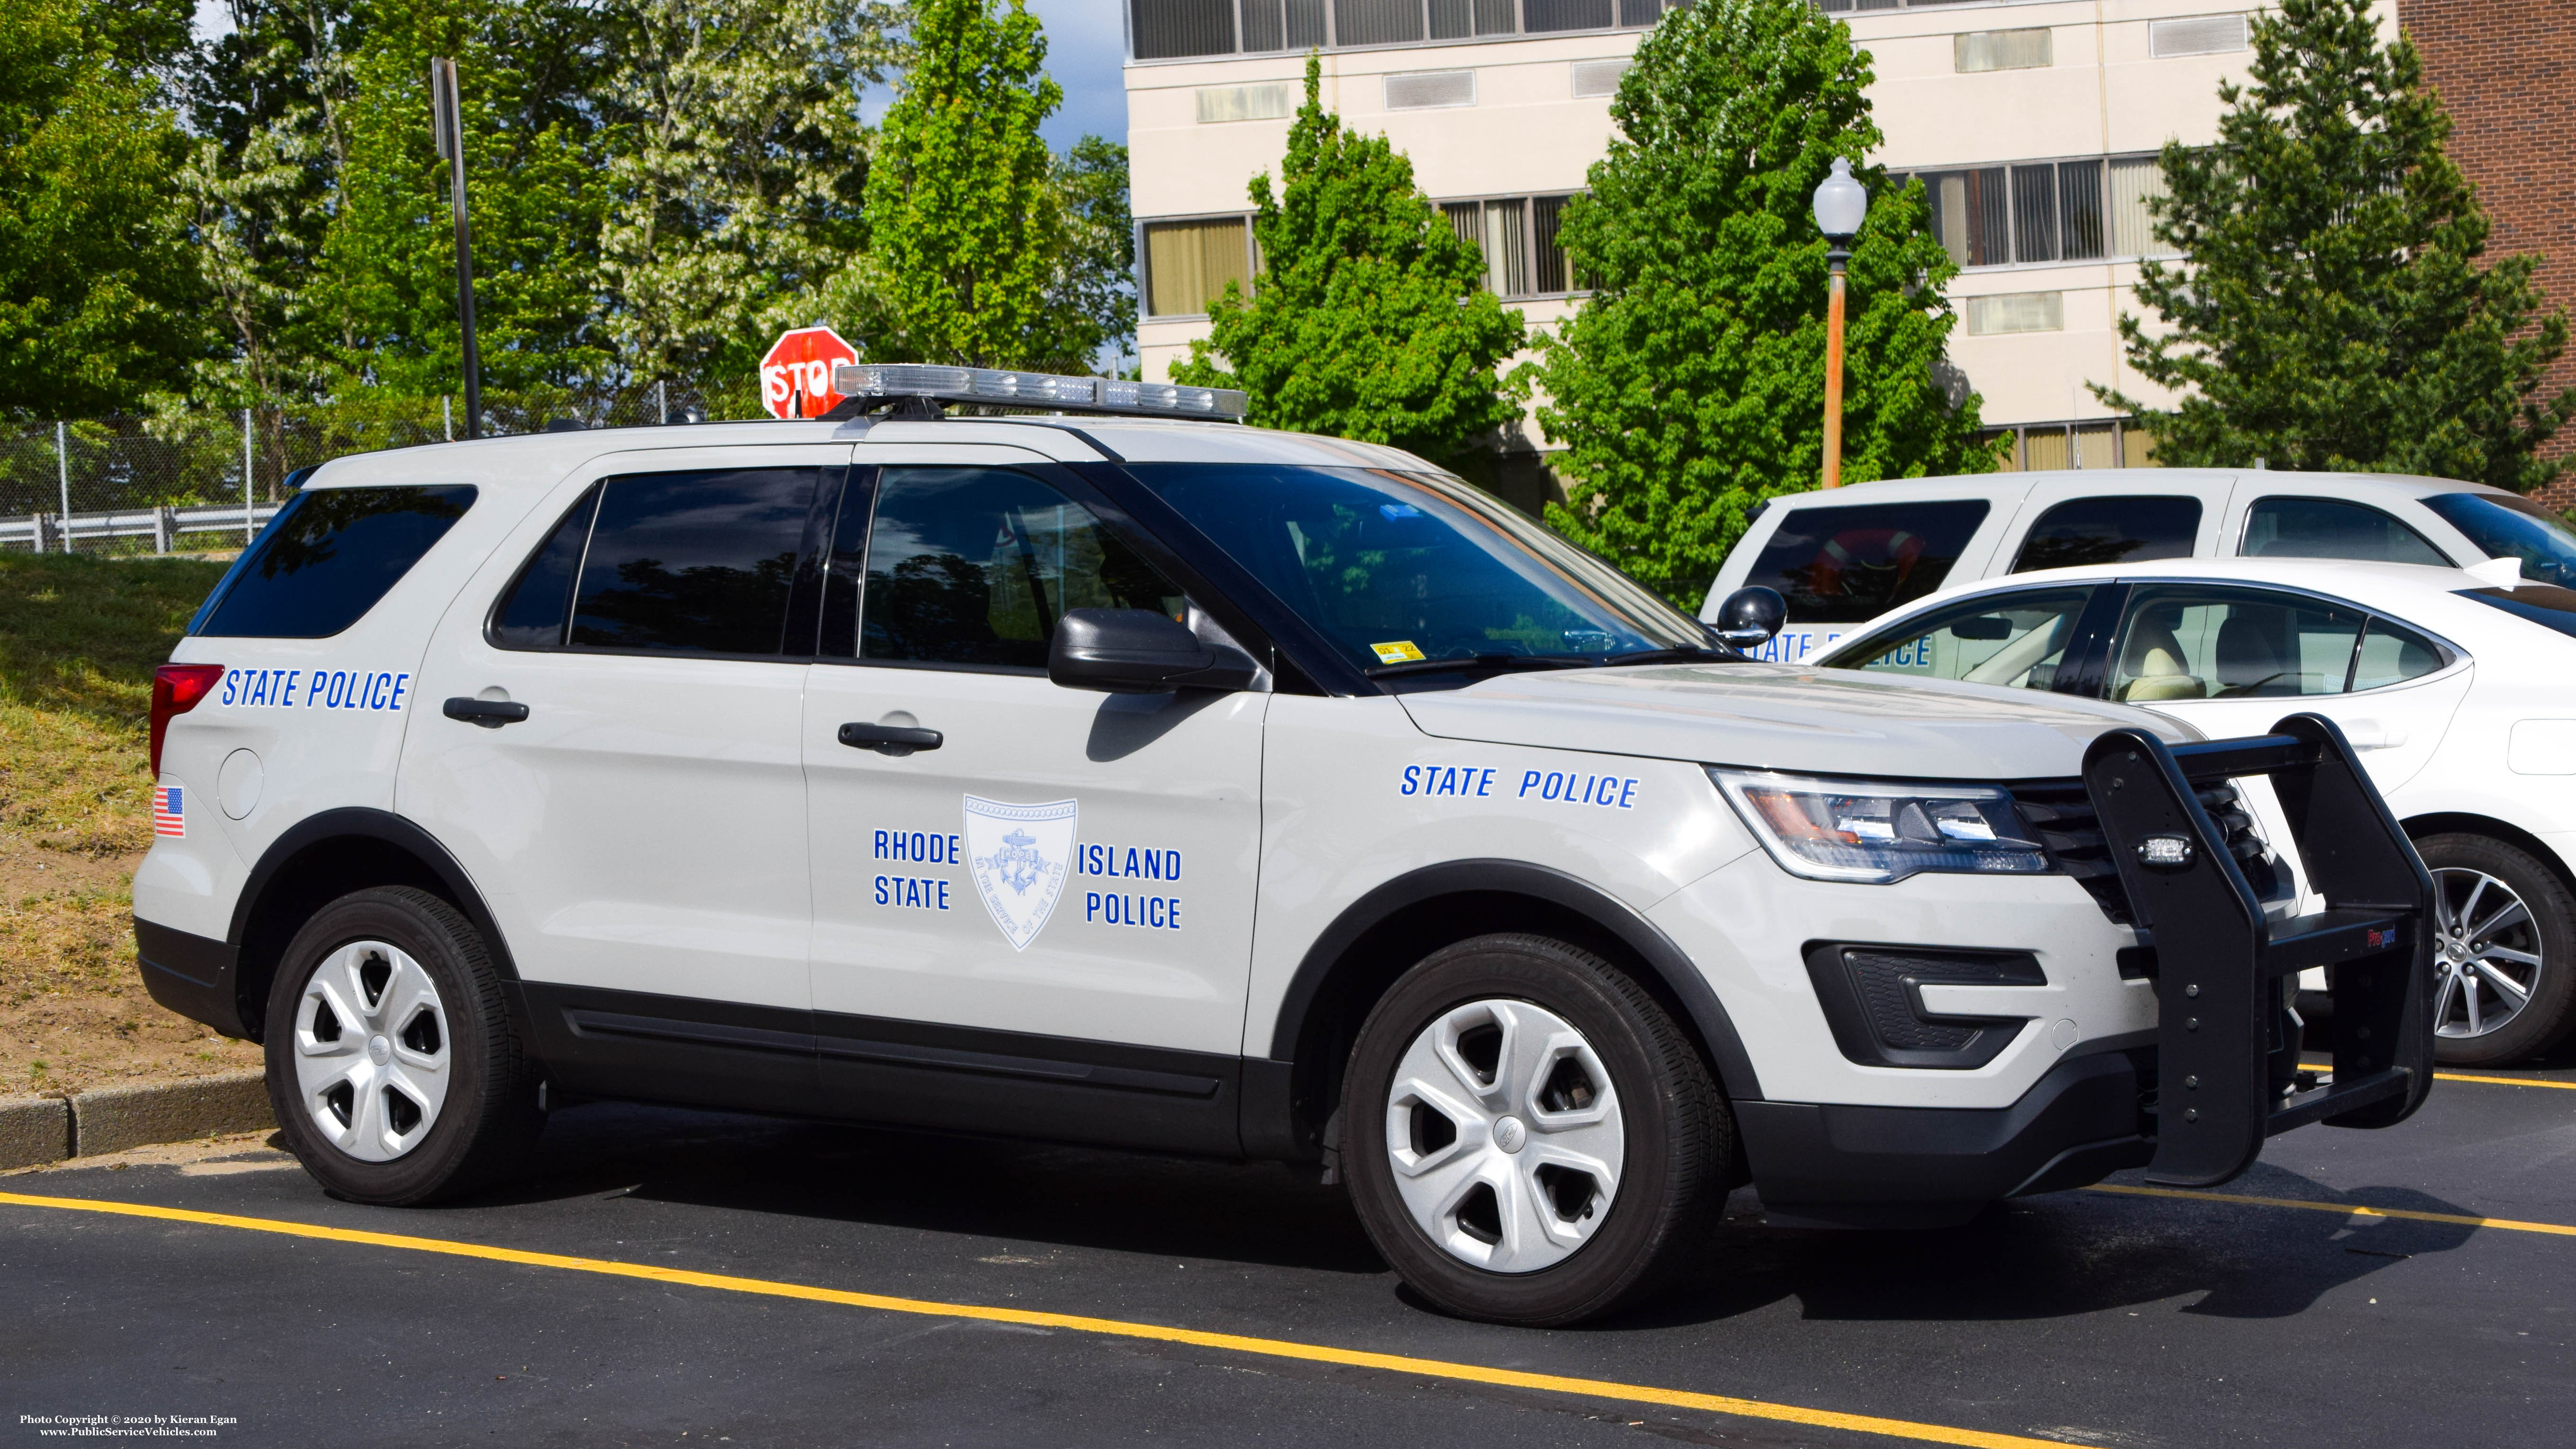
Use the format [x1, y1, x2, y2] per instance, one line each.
[1825, 587, 2094, 691]
[2010, 495, 2201, 573]
[1742, 501, 1991, 623]
[856, 467, 1184, 669]
[2112, 586, 2364, 703]
[492, 468, 817, 655]
[2242, 497, 2449, 566]
[194, 486, 476, 639]
[2351, 616, 2447, 691]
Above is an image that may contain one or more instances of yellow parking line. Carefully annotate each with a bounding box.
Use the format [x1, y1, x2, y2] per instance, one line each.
[0, 1190, 2065, 1449]
[2436, 1072, 2576, 1090]
[2088, 1184, 2576, 1237]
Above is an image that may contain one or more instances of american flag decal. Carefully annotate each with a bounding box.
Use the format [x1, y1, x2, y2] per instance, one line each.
[152, 786, 185, 838]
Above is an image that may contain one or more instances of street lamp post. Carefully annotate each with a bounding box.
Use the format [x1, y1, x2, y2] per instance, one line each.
[1811, 157, 1868, 489]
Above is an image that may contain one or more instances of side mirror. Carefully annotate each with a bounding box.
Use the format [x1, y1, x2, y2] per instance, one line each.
[1049, 608, 1257, 695]
[1711, 586, 1787, 654]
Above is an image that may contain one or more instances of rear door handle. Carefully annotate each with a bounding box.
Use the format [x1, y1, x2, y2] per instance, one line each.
[839, 722, 943, 755]
[443, 697, 531, 728]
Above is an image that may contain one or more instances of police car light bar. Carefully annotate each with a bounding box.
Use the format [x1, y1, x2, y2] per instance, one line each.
[829, 363, 1249, 423]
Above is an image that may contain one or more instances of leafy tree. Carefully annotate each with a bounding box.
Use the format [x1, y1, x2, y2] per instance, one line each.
[1527, 0, 1991, 597]
[845, 0, 1102, 372]
[1055, 134, 1137, 373]
[2098, 0, 2573, 490]
[1171, 56, 1526, 477]
[304, 0, 611, 402]
[595, 0, 895, 386]
[0, 0, 208, 416]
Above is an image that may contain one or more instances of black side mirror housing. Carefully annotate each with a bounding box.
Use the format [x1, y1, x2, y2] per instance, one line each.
[1048, 608, 1257, 695]
[1711, 586, 1787, 654]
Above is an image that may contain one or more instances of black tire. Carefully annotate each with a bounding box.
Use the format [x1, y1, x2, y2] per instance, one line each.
[264, 886, 542, 1204]
[2416, 833, 2576, 1067]
[1339, 933, 1727, 1326]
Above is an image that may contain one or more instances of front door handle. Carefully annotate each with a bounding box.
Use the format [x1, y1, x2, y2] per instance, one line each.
[443, 697, 531, 728]
[839, 722, 943, 756]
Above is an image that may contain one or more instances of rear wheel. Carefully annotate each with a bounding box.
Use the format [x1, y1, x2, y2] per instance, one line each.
[2417, 833, 2576, 1067]
[1340, 934, 1727, 1326]
[264, 887, 542, 1203]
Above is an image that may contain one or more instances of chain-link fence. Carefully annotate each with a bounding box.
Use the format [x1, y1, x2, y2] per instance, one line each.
[1, 380, 765, 555]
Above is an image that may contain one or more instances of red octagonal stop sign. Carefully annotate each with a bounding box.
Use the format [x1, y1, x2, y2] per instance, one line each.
[760, 326, 859, 419]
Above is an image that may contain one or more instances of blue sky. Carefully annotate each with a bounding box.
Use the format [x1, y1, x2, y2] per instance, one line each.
[195, 0, 1131, 153]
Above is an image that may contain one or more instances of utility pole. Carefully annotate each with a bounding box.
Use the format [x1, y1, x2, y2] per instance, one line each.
[430, 58, 482, 440]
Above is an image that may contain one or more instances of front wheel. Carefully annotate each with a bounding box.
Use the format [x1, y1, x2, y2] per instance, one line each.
[264, 886, 542, 1204]
[2417, 833, 2576, 1067]
[1340, 934, 1728, 1326]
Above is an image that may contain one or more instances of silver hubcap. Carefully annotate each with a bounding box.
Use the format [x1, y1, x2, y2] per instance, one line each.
[2431, 868, 2542, 1041]
[1383, 999, 1624, 1273]
[292, 940, 451, 1161]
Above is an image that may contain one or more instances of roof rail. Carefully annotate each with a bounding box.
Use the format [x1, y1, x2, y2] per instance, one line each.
[823, 363, 1249, 424]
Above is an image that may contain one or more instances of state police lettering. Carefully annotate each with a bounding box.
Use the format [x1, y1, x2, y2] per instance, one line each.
[1399, 765, 1496, 797]
[1079, 841, 1183, 931]
[872, 829, 962, 911]
[217, 668, 413, 712]
[1519, 770, 1640, 809]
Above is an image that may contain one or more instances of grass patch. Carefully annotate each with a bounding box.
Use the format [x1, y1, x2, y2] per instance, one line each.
[0, 553, 228, 855]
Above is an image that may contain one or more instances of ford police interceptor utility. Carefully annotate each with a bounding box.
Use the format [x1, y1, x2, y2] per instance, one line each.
[134, 364, 2437, 1326]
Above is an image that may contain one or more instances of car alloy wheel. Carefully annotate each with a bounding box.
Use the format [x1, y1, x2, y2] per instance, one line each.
[1383, 998, 1625, 1272]
[2431, 867, 2541, 1042]
[292, 938, 453, 1162]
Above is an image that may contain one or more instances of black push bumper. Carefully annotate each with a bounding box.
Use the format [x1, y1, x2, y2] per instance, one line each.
[1741, 713, 2435, 1226]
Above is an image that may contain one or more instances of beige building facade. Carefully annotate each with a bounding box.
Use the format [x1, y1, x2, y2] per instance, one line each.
[1122, 1, 2400, 478]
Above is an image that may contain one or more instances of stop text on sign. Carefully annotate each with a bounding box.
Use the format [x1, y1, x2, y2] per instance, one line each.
[760, 326, 859, 420]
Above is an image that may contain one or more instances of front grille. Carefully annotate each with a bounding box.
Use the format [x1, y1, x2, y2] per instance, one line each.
[2009, 778, 2279, 925]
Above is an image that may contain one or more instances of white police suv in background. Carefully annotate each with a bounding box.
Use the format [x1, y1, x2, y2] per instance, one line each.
[1698, 467, 2567, 663]
[1809, 554, 2576, 1068]
[135, 366, 2414, 1326]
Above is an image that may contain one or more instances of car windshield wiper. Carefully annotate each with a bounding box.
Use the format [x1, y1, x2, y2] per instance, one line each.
[1363, 653, 1598, 680]
[1600, 645, 1741, 666]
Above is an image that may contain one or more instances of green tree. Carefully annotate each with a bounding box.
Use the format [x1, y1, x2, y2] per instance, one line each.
[0, 0, 208, 415]
[1056, 134, 1137, 372]
[844, 0, 1101, 371]
[596, 0, 895, 386]
[303, 0, 610, 403]
[1172, 56, 1525, 476]
[1528, 0, 1990, 598]
[2098, 0, 2573, 489]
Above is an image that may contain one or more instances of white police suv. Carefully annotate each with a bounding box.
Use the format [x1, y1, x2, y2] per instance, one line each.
[134, 365, 2437, 1325]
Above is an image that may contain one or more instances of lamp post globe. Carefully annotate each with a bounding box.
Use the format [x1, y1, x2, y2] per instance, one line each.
[1812, 157, 1867, 489]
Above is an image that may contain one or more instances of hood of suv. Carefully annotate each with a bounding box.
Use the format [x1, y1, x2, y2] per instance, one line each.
[1396, 663, 2196, 780]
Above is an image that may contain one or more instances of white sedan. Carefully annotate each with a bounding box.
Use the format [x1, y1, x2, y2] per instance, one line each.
[1809, 555, 2576, 1067]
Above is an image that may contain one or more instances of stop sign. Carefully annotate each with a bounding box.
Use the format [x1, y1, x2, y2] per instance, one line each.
[760, 326, 859, 419]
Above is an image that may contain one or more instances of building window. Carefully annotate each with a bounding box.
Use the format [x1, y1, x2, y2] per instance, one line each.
[1197, 83, 1297, 123]
[1902, 154, 2176, 270]
[1984, 420, 2156, 471]
[1131, 0, 1676, 60]
[1965, 292, 2063, 336]
[1440, 194, 1581, 298]
[1955, 28, 2052, 73]
[2149, 14, 2247, 58]
[1385, 70, 1476, 109]
[1143, 217, 1254, 318]
[1570, 57, 1629, 97]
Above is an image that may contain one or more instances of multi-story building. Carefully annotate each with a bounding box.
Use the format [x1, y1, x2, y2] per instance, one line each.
[1121, 2, 2399, 504]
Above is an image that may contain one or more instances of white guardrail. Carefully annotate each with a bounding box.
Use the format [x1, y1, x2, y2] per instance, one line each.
[0, 502, 283, 554]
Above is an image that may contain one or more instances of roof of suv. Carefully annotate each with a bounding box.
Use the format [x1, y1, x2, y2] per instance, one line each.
[1770, 468, 2512, 504]
[300, 415, 1442, 494]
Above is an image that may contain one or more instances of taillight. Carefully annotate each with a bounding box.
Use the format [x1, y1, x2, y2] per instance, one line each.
[150, 664, 225, 777]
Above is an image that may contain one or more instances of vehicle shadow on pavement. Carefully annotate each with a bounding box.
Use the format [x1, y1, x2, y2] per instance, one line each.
[1599, 1168, 2485, 1331]
[478, 1102, 1390, 1275]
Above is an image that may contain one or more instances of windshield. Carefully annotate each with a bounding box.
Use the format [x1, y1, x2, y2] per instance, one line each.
[1121, 464, 1711, 680]
[2421, 492, 2576, 586]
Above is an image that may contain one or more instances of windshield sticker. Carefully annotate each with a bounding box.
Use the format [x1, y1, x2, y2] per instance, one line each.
[964, 795, 1076, 951]
[218, 668, 412, 712]
[1519, 770, 1640, 810]
[1371, 640, 1426, 664]
[1402, 765, 1497, 798]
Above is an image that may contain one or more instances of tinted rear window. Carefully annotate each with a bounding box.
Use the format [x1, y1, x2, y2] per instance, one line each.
[2458, 584, 2576, 640]
[193, 485, 476, 638]
[2242, 496, 2449, 565]
[1742, 501, 1991, 623]
[2010, 495, 2201, 572]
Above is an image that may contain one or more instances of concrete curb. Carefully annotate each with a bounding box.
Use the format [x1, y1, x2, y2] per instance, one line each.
[0, 1094, 71, 1170]
[0, 1070, 274, 1169]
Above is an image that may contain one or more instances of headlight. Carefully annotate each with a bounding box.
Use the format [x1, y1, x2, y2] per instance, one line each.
[1708, 769, 2049, 884]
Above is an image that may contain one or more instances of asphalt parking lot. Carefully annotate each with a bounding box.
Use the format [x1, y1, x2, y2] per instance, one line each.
[8, 1057, 2572, 1449]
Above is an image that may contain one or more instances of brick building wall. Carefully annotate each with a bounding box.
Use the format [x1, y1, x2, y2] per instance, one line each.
[2399, 0, 2576, 502]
